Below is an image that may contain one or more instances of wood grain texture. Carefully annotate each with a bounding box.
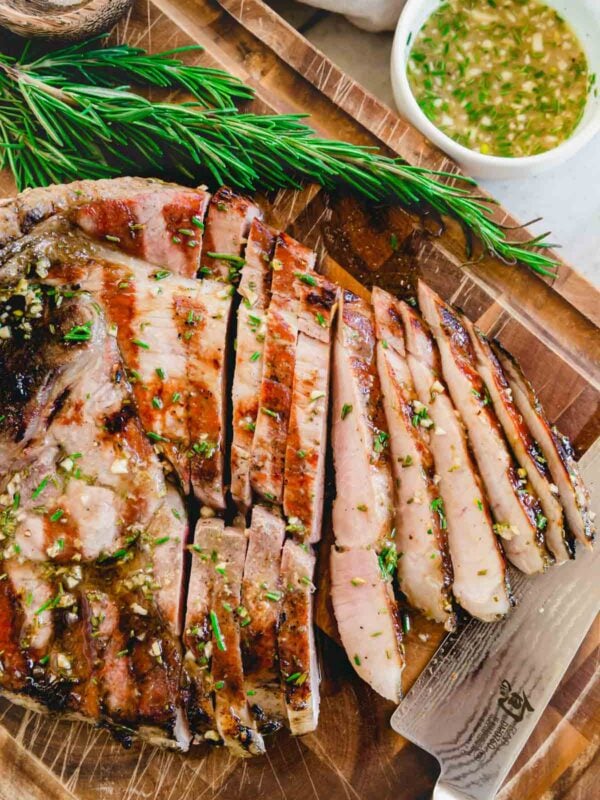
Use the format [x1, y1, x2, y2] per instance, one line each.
[0, 1, 598, 798]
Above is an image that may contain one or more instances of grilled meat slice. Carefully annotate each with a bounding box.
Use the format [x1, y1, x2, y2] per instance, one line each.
[251, 234, 316, 503]
[37, 239, 231, 507]
[190, 187, 261, 506]
[0, 560, 52, 695]
[330, 547, 404, 702]
[241, 505, 286, 728]
[182, 521, 218, 743]
[0, 285, 190, 749]
[418, 281, 549, 574]
[284, 275, 339, 542]
[231, 220, 276, 510]
[210, 525, 265, 757]
[145, 487, 189, 637]
[278, 539, 319, 734]
[496, 345, 595, 550]
[372, 288, 454, 628]
[199, 186, 261, 282]
[184, 519, 265, 756]
[463, 319, 571, 563]
[330, 291, 404, 696]
[399, 301, 510, 621]
[72, 184, 210, 279]
[332, 290, 395, 547]
[177, 278, 233, 509]
[0, 290, 164, 563]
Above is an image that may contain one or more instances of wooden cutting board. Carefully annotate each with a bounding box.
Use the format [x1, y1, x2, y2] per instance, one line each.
[0, 1, 598, 798]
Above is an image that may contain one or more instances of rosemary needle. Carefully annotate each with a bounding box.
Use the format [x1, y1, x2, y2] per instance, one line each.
[0, 37, 558, 276]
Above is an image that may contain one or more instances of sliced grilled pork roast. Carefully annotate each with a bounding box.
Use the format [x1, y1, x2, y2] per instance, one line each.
[398, 300, 511, 621]
[0, 177, 593, 754]
[418, 281, 549, 575]
[330, 290, 404, 701]
[372, 287, 454, 629]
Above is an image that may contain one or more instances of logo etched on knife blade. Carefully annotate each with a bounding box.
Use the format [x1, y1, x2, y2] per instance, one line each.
[498, 679, 534, 724]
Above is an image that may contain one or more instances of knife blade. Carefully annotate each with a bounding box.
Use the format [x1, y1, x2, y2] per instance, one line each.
[391, 440, 600, 800]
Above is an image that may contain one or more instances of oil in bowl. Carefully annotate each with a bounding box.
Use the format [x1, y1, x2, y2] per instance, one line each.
[406, 0, 592, 158]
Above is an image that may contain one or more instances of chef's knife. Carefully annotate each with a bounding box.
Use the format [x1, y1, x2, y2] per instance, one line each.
[391, 440, 600, 800]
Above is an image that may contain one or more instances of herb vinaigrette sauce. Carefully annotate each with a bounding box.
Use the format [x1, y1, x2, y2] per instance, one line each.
[408, 0, 591, 157]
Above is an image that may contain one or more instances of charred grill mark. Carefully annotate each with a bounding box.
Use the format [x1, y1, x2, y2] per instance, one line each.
[104, 403, 136, 435]
[46, 387, 71, 428]
[304, 287, 337, 310]
[0, 576, 28, 692]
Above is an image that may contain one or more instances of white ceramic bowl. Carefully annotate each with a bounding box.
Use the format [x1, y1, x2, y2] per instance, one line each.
[391, 0, 600, 179]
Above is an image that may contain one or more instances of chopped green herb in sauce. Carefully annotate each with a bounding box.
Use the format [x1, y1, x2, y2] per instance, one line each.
[407, 0, 589, 157]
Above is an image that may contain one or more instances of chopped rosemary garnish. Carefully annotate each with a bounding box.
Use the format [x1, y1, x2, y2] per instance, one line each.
[431, 497, 448, 530]
[210, 610, 226, 651]
[64, 321, 92, 342]
[373, 430, 390, 454]
[147, 431, 169, 442]
[341, 403, 353, 420]
[32, 476, 50, 499]
[378, 542, 398, 580]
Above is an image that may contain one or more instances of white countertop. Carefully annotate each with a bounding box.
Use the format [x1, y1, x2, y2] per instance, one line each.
[268, 2, 600, 286]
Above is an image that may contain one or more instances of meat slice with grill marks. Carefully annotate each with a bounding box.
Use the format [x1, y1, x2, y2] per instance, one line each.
[72, 183, 210, 279]
[231, 219, 276, 511]
[30, 235, 231, 507]
[241, 505, 286, 729]
[330, 547, 404, 702]
[283, 274, 339, 543]
[418, 281, 549, 575]
[0, 287, 190, 748]
[199, 187, 261, 283]
[211, 526, 265, 756]
[372, 287, 454, 629]
[251, 234, 316, 504]
[463, 318, 571, 564]
[190, 187, 261, 507]
[331, 290, 395, 548]
[330, 290, 404, 700]
[399, 300, 511, 622]
[495, 345, 595, 551]
[184, 519, 265, 756]
[182, 522, 217, 744]
[175, 278, 233, 509]
[0, 290, 164, 564]
[278, 539, 319, 734]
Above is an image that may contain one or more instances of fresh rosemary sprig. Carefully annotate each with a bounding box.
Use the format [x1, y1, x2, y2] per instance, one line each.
[0, 38, 558, 276]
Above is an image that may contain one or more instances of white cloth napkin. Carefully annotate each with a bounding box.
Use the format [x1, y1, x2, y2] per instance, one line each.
[296, 0, 407, 32]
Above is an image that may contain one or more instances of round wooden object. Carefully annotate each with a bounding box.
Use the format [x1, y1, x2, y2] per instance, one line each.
[0, 0, 133, 41]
